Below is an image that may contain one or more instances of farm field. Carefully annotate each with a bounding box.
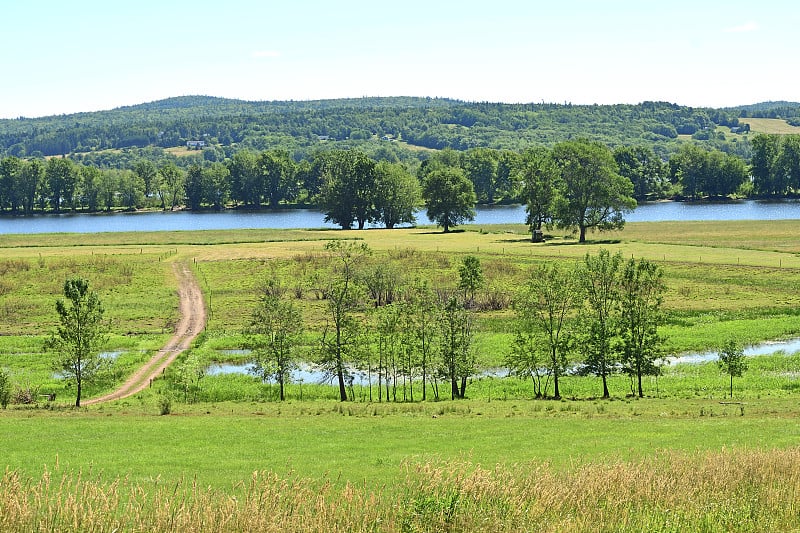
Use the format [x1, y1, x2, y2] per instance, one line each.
[738, 117, 800, 135]
[2, 220, 800, 531]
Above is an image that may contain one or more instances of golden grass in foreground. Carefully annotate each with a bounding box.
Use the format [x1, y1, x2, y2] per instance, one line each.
[2, 447, 799, 532]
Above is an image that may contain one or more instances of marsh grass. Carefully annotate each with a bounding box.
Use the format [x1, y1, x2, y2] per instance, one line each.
[2, 447, 799, 532]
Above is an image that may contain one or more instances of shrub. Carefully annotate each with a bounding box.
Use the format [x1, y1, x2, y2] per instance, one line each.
[0, 369, 10, 408]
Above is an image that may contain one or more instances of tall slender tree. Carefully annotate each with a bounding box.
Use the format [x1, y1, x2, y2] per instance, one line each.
[46, 278, 109, 407]
[319, 240, 370, 401]
[515, 262, 580, 399]
[580, 249, 623, 398]
[619, 257, 665, 398]
[245, 293, 303, 401]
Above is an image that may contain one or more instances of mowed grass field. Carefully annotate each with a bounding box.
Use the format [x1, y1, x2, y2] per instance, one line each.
[738, 117, 800, 135]
[3, 219, 800, 531]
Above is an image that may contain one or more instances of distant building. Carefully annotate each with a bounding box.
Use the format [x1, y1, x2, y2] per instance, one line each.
[186, 140, 206, 149]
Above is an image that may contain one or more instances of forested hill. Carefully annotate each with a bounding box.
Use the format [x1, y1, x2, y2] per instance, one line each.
[1, 95, 799, 161]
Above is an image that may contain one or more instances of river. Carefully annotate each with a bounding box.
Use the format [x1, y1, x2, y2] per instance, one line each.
[2, 199, 800, 234]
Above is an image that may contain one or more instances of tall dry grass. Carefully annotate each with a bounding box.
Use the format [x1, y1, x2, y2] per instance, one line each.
[2, 447, 799, 532]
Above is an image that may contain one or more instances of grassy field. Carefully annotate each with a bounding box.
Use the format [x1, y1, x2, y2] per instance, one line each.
[738, 117, 800, 135]
[3, 220, 800, 531]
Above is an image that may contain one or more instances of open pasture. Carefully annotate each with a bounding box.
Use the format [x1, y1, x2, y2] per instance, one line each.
[3, 220, 800, 531]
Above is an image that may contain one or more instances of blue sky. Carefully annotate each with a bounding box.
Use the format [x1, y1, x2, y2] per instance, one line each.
[1, 0, 796, 118]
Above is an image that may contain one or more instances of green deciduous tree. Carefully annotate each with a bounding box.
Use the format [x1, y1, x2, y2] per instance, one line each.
[318, 150, 378, 229]
[421, 167, 476, 233]
[156, 163, 185, 211]
[20, 159, 44, 214]
[552, 139, 636, 242]
[185, 165, 205, 211]
[580, 249, 623, 398]
[514, 262, 580, 399]
[259, 149, 297, 209]
[462, 147, 499, 203]
[46, 278, 109, 407]
[619, 257, 665, 398]
[0, 156, 22, 213]
[506, 330, 548, 398]
[245, 292, 303, 401]
[228, 149, 261, 207]
[373, 161, 420, 228]
[118, 169, 146, 210]
[613, 145, 668, 201]
[519, 147, 557, 242]
[718, 338, 747, 398]
[750, 134, 784, 196]
[778, 135, 800, 192]
[319, 240, 371, 401]
[133, 159, 157, 197]
[205, 162, 231, 211]
[46, 157, 77, 212]
[438, 296, 474, 400]
[79, 165, 103, 212]
[458, 255, 484, 307]
[407, 279, 438, 401]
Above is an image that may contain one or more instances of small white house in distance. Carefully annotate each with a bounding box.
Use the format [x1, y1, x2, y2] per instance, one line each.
[186, 140, 206, 149]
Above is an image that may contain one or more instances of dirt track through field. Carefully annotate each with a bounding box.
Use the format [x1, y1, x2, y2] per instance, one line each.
[84, 262, 206, 405]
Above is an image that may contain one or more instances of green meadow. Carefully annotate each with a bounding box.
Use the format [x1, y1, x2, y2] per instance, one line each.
[2, 220, 800, 531]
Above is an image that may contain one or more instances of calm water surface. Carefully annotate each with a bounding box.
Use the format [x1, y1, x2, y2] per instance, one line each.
[3, 200, 800, 235]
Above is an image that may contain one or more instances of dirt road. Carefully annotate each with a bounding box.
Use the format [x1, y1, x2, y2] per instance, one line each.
[84, 262, 206, 405]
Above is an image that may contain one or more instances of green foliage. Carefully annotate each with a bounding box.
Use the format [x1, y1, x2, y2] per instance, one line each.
[318, 150, 378, 229]
[619, 257, 665, 397]
[421, 167, 476, 232]
[373, 161, 420, 228]
[551, 139, 636, 242]
[518, 146, 557, 241]
[0, 368, 10, 408]
[244, 293, 303, 401]
[580, 249, 624, 398]
[45, 278, 109, 407]
[457, 255, 484, 306]
[515, 261, 581, 399]
[718, 337, 747, 398]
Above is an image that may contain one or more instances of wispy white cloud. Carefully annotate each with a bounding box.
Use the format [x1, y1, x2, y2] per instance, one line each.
[724, 21, 759, 33]
[251, 50, 281, 58]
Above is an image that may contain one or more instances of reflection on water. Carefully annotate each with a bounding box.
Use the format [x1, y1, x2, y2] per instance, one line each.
[666, 337, 800, 365]
[5, 199, 800, 235]
[208, 338, 800, 383]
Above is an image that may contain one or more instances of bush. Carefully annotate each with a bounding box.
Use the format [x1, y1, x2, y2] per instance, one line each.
[157, 394, 172, 415]
[12, 385, 39, 405]
[0, 369, 10, 409]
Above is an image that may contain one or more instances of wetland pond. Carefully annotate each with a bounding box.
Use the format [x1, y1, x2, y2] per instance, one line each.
[206, 338, 800, 384]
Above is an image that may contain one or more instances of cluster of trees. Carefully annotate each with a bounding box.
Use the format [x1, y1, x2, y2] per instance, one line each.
[749, 134, 800, 196]
[510, 250, 666, 399]
[667, 144, 750, 199]
[244, 243, 481, 402]
[240, 245, 667, 404]
[2, 138, 769, 243]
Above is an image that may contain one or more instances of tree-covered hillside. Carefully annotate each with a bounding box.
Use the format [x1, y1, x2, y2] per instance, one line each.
[2, 96, 798, 162]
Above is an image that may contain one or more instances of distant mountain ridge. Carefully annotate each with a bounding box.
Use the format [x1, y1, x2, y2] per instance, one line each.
[1, 96, 798, 160]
